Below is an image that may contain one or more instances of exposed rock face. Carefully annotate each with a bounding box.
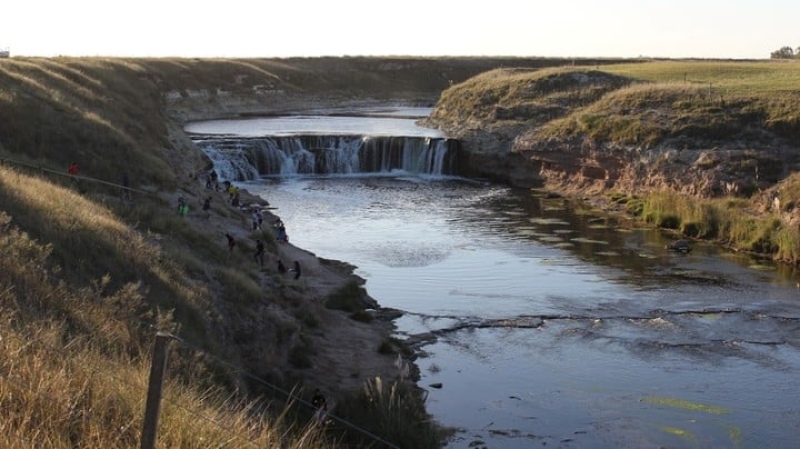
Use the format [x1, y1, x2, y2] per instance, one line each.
[447, 128, 540, 186]
[511, 133, 800, 199]
[428, 94, 800, 200]
[422, 67, 800, 204]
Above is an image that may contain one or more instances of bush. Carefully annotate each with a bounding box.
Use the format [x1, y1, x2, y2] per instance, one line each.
[289, 335, 315, 369]
[333, 378, 447, 449]
[349, 310, 374, 323]
[326, 280, 370, 312]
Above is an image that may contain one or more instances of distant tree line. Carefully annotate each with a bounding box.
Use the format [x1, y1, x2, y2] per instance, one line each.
[770, 46, 800, 59]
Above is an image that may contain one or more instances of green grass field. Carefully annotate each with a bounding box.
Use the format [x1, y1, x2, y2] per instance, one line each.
[599, 60, 800, 96]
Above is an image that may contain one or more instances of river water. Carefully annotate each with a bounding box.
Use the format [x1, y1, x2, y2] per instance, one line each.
[189, 111, 800, 449]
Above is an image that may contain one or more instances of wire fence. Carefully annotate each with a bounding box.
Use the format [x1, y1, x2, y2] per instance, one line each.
[0, 156, 405, 448]
[0, 325, 403, 449]
[0, 156, 154, 200]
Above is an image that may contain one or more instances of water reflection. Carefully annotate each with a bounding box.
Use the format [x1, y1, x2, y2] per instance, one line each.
[247, 176, 800, 449]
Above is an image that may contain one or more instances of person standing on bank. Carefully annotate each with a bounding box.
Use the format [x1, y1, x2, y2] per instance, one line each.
[203, 196, 212, 219]
[121, 172, 132, 202]
[251, 210, 260, 231]
[254, 239, 265, 266]
[311, 388, 329, 425]
[289, 260, 301, 280]
[178, 196, 189, 216]
[67, 161, 80, 183]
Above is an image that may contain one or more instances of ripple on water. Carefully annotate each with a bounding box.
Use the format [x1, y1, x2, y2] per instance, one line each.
[595, 251, 621, 257]
[366, 242, 450, 267]
[538, 236, 564, 243]
[570, 237, 610, 245]
[529, 217, 571, 226]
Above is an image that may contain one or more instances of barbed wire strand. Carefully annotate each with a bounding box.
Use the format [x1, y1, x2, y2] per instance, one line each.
[0, 158, 402, 447]
[8, 328, 265, 449]
[0, 157, 157, 199]
[2, 323, 400, 448]
[173, 333, 403, 449]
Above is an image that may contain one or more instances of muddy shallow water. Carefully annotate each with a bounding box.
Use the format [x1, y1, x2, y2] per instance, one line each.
[246, 176, 800, 449]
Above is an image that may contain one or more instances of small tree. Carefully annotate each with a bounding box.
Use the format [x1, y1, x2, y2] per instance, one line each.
[770, 46, 795, 59]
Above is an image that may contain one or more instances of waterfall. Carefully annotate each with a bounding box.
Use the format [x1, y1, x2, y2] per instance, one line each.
[193, 135, 459, 181]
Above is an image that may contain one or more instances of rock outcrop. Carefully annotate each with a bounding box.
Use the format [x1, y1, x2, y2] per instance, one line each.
[513, 135, 800, 199]
[425, 68, 800, 201]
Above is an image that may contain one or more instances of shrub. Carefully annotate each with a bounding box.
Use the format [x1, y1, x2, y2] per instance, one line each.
[333, 378, 446, 449]
[289, 334, 315, 369]
[377, 338, 397, 355]
[326, 280, 369, 312]
[349, 310, 374, 323]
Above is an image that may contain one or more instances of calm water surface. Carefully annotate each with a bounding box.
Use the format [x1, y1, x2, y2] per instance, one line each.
[246, 177, 800, 449]
[185, 107, 444, 137]
[193, 111, 800, 448]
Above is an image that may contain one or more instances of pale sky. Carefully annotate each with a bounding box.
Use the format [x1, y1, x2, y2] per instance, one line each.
[2, 0, 798, 59]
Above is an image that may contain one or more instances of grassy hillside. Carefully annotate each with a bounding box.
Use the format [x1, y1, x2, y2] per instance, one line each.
[431, 60, 800, 140]
[428, 60, 800, 263]
[3, 56, 521, 447]
[546, 60, 800, 145]
[0, 166, 327, 447]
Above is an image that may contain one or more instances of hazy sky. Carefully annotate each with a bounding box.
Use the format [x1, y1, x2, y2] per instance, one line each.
[2, 0, 797, 59]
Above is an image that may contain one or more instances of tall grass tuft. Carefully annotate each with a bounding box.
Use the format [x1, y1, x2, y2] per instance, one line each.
[325, 280, 370, 313]
[634, 188, 800, 261]
[774, 225, 800, 263]
[333, 377, 445, 449]
[640, 190, 684, 230]
[0, 207, 337, 447]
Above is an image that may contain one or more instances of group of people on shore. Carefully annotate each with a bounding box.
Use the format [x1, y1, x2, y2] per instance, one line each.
[200, 169, 327, 426]
[196, 169, 300, 282]
[253, 239, 300, 279]
[274, 218, 288, 243]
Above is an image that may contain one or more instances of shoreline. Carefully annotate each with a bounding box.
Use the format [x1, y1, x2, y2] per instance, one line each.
[178, 171, 411, 397]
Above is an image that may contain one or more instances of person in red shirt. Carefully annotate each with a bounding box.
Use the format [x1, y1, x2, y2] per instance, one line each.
[68, 162, 79, 177]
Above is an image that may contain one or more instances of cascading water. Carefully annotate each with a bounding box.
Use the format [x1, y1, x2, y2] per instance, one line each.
[192, 135, 458, 181]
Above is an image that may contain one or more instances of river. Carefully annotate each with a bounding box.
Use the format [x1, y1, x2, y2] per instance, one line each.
[188, 110, 800, 449]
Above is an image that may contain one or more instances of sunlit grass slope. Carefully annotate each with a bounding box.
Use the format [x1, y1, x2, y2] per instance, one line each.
[0, 165, 336, 447]
[0, 58, 176, 187]
[432, 60, 800, 144]
[430, 60, 800, 263]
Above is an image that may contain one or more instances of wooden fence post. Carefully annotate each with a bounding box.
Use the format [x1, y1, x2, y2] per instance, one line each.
[140, 331, 172, 449]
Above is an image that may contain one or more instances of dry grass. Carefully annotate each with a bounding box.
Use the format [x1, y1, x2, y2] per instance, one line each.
[0, 59, 175, 187]
[2, 55, 473, 447]
[632, 189, 799, 262]
[598, 60, 800, 96]
[333, 377, 448, 448]
[429, 67, 632, 133]
[0, 319, 331, 448]
[0, 169, 338, 447]
[433, 60, 800, 146]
